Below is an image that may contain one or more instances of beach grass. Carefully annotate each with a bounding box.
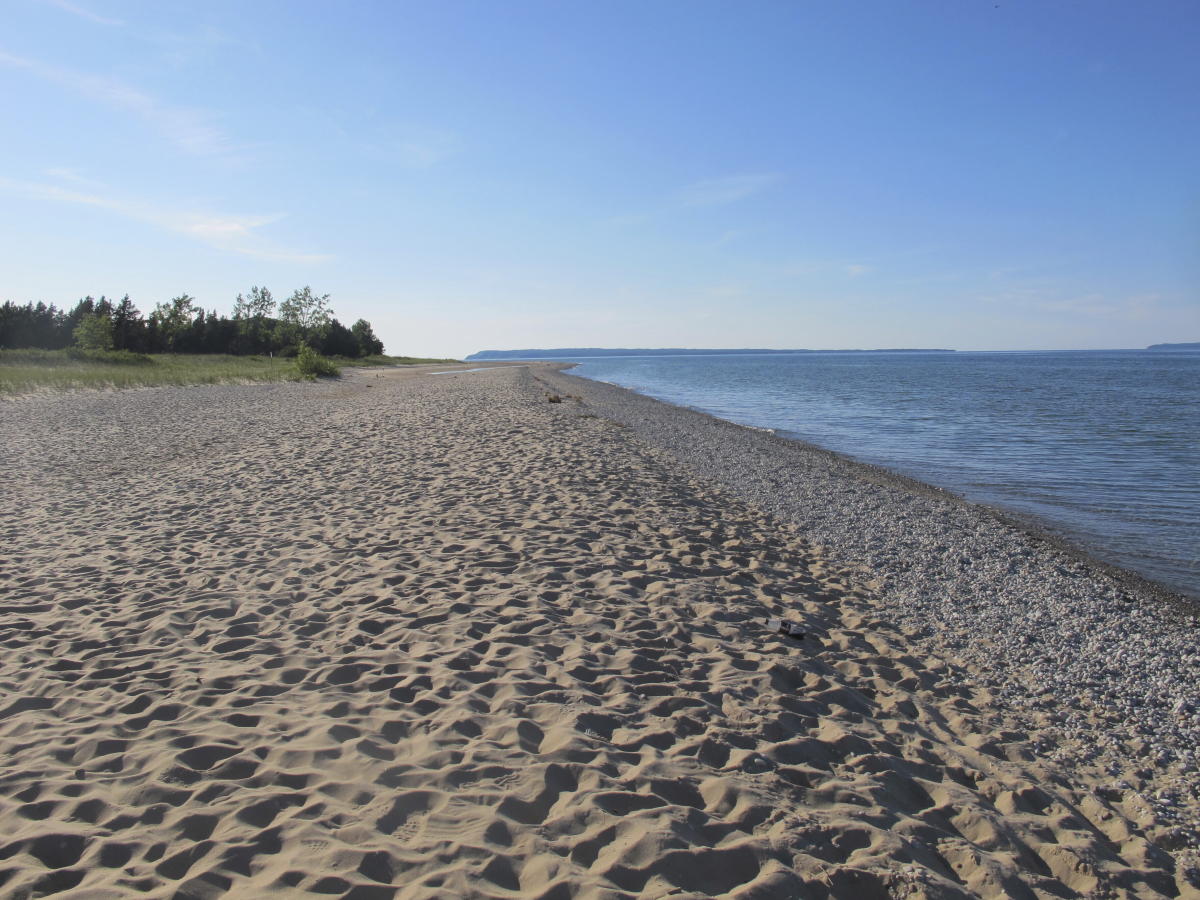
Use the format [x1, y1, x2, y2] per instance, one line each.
[342, 354, 461, 367]
[0, 349, 461, 394]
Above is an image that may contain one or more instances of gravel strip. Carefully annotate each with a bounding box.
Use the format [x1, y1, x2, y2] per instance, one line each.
[539, 365, 1200, 859]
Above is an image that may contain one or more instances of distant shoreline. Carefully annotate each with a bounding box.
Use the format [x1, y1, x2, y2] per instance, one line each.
[1147, 342, 1200, 351]
[469, 345, 1200, 360]
[467, 347, 955, 360]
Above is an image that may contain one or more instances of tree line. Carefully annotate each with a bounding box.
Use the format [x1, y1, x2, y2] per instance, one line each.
[0, 286, 385, 357]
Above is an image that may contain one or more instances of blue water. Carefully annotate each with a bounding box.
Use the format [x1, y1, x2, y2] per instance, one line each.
[568, 351, 1200, 598]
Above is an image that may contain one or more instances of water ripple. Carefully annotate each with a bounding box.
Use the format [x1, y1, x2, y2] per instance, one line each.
[572, 350, 1200, 597]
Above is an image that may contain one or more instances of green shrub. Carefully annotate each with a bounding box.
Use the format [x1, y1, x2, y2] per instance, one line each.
[295, 343, 340, 378]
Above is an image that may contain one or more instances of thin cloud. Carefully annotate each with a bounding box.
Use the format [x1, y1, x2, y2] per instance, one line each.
[769, 259, 873, 279]
[605, 176, 780, 229]
[0, 178, 105, 208]
[975, 286, 1168, 322]
[393, 139, 452, 168]
[179, 214, 282, 242]
[0, 50, 235, 157]
[38, 0, 258, 68]
[39, 0, 123, 26]
[601, 211, 652, 228]
[0, 175, 330, 263]
[677, 173, 781, 208]
[380, 130, 459, 168]
[0, 50, 33, 69]
[1038, 293, 1162, 321]
[704, 283, 749, 298]
[320, 114, 458, 168]
[230, 246, 332, 264]
[145, 24, 260, 70]
[709, 229, 743, 248]
[43, 166, 105, 188]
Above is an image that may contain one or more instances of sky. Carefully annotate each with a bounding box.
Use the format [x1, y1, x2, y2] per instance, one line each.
[1, 1, 1197, 357]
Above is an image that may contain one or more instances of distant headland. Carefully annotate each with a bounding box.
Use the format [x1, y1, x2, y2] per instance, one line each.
[1146, 342, 1200, 351]
[466, 348, 956, 360]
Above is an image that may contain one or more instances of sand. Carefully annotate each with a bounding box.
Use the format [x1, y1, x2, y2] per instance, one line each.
[0, 363, 1193, 898]
[535, 366, 1200, 844]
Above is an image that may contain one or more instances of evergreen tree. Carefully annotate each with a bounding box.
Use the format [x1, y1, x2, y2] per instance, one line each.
[351, 318, 384, 356]
[319, 319, 360, 357]
[0, 289, 384, 359]
[111, 296, 142, 351]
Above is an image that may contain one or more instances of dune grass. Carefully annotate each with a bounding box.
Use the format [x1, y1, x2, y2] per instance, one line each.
[0, 349, 462, 394]
[348, 354, 461, 367]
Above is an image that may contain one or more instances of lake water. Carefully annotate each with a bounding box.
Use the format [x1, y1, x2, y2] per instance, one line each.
[568, 351, 1200, 598]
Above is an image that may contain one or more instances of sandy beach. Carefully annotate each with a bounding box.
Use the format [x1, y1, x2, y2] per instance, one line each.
[1, 363, 1195, 898]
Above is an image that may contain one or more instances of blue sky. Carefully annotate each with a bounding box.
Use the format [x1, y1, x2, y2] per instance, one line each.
[1, 1, 1197, 356]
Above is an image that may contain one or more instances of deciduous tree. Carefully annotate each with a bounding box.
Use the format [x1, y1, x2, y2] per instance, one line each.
[151, 294, 198, 352]
[73, 312, 114, 351]
[277, 286, 331, 349]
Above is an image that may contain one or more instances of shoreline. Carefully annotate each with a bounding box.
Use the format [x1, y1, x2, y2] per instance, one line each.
[538, 364, 1200, 821]
[1, 364, 1195, 896]
[551, 363, 1199, 612]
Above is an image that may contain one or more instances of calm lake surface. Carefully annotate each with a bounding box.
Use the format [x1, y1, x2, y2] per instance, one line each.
[568, 351, 1200, 598]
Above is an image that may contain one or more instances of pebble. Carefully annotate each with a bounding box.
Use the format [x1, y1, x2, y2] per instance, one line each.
[552, 367, 1200, 850]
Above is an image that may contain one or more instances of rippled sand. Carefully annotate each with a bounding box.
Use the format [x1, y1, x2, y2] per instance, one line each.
[0, 365, 1188, 898]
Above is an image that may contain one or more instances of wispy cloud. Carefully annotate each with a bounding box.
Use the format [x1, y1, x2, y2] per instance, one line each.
[43, 166, 105, 188]
[976, 286, 1170, 321]
[0, 174, 330, 263]
[604, 174, 781, 231]
[37, 0, 258, 68]
[0, 50, 34, 70]
[601, 211, 652, 228]
[144, 24, 260, 69]
[704, 283, 749, 299]
[768, 258, 874, 279]
[0, 50, 236, 157]
[677, 173, 781, 208]
[38, 0, 123, 26]
[300, 106, 459, 169]
[1037, 293, 1164, 321]
[709, 229, 743, 248]
[384, 131, 459, 168]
